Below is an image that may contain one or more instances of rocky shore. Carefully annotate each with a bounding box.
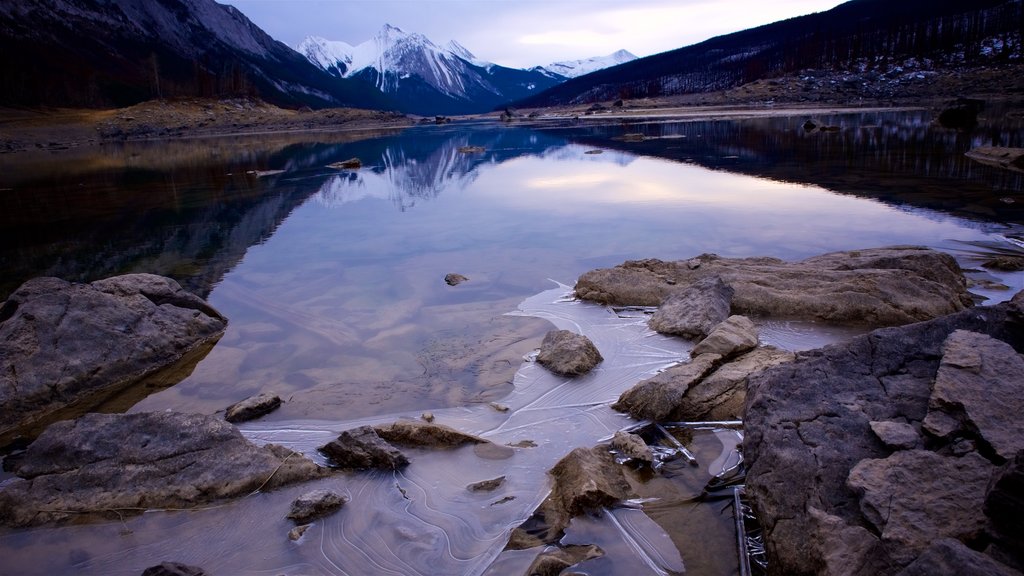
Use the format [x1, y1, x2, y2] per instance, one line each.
[1, 246, 1020, 574]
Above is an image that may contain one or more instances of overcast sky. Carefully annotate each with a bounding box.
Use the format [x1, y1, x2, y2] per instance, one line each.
[223, 0, 847, 69]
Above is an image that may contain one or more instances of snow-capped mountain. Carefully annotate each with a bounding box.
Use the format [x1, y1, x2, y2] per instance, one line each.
[541, 50, 638, 79]
[297, 25, 631, 115]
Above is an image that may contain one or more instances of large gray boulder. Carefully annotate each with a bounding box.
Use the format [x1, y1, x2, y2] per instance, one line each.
[0, 274, 227, 438]
[576, 246, 970, 327]
[536, 329, 603, 376]
[648, 275, 733, 338]
[0, 412, 326, 527]
[743, 296, 1024, 576]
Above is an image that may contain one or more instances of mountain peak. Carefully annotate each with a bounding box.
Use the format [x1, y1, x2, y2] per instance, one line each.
[543, 50, 639, 79]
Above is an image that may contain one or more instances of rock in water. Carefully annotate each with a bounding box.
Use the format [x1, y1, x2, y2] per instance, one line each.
[576, 246, 970, 327]
[648, 275, 733, 338]
[287, 489, 347, 524]
[742, 295, 1024, 575]
[225, 393, 282, 423]
[0, 412, 326, 527]
[0, 274, 227, 438]
[141, 562, 210, 576]
[536, 329, 603, 376]
[319, 425, 410, 470]
[373, 420, 487, 448]
[691, 314, 758, 359]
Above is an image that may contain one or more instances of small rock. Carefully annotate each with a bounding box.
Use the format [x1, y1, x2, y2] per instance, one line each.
[648, 276, 734, 339]
[288, 524, 311, 541]
[444, 273, 469, 286]
[691, 315, 758, 359]
[140, 562, 209, 576]
[319, 426, 410, 470]
[457, 146, 485, 153]
[327, 158, 361, 169]
[224, 393, 282, 423]
[489, 402, 510, 412]
[421, 412, 435, 423]
[287, 489, 347, 524]
[525, 544, 604, 576]
[536, 330, 603, 376]
[467, 476, 506, 492]
[869, 421, 921, 450]
[610, 430, 654, 465]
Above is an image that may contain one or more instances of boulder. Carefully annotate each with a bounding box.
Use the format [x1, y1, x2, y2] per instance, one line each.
[507, 446, 630, 548]
[536, 330, 603, 376]
[691, 315, 758, 359]
[924, 330, 1024, 460]
[670, 346, 793, 421]
[576, 247, 970, 327]
[0, 412, 325, 527]
[225, 393, 282, 423]
[319, 426, 409, 470]
[847, 450, 995, 565]
[373, 420, 487, 449]
[743, 298, 1024, 576]
[612, 353, 721, 422]
[287, 489, 347, 524]
[0, 274, 227, 438]
[648, 276, 733, 338]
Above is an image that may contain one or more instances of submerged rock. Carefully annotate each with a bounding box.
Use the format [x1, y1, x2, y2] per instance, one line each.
[576, 246, 970, 327]
[0, 274, 227, 439]
[536, 329, 603, 376]
[743, 295, 1024, 575]
[0, 412, 326, 527]
[319, 426, 409, 470]
[648, 276, 733, 338]
[467, 476, 506, 492]
[225, 393, 282, 423]
[287, 489, 347, 524]
[525, 544, 604, 576]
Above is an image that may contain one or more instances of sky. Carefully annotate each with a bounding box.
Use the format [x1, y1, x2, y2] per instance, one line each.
[223, 0, 848, 69]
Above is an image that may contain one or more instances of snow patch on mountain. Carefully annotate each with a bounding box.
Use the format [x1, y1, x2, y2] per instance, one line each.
[543, 50, 638, 78]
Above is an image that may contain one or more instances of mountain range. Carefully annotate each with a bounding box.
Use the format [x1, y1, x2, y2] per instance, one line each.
[0, 0, 394, 110]
[296, 26, 636, 115]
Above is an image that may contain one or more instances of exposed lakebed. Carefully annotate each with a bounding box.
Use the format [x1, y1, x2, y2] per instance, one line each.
[1, 109, 1023, 574]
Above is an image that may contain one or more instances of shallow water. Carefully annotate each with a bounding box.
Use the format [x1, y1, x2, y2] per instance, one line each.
[2, 110, 1024, 574]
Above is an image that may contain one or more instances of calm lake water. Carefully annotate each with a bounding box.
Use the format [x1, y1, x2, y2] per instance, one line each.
[1, 108, 1023, 575]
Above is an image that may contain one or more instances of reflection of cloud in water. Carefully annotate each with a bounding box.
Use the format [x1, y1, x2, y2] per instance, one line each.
[313, 141, 637, 210]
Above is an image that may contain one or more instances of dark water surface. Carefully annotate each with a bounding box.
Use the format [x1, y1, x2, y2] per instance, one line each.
[1, 109, 1023, 575]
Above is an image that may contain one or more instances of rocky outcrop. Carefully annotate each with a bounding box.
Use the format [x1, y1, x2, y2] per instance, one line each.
[648, 276, 733, 338]
[536, 329, 603, 376]
[575, 246, 970, 327]
[319, 426, 410, 470]
[0, 274, 227, 438]
[287, 489, 347, 524]
[225, 393, 282, 423]
[0, 411, 326, 527]
[742, 295, 1024, 576]
[507, 446, 630, 549]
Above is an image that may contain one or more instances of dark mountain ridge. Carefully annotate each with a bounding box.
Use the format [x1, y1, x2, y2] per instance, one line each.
[0, 0, 395, 110]
[514, 0, 1023, 107]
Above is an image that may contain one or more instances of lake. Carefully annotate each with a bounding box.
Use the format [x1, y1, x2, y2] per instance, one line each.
[1, 108, 1022, 575]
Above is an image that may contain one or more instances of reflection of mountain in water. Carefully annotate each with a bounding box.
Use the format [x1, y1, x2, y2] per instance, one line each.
[312, 126, 634, 210]
[561, 109, 1024, 225]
